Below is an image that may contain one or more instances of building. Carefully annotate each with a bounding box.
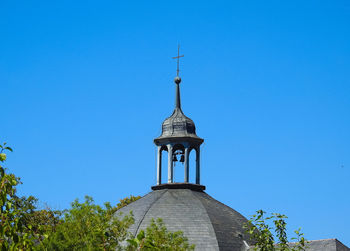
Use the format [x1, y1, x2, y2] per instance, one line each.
[116, 61, 350, 250]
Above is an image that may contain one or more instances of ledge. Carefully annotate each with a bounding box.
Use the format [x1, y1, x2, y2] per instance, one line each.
[151, 183, 206, 192]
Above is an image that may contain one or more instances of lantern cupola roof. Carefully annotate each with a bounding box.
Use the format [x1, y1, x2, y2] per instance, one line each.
[154, 76, 203, 143]
[154, 47, 203, 145]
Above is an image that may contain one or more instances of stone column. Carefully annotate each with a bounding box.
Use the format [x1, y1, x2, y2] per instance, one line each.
[195, 147, 200, 184]
[156, 146, 162, 185]
[184, 147, 189, 183]
[167, 144, 173, 183]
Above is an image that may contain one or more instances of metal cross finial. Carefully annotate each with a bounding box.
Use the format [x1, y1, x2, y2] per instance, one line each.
[172, 44, 184, 76]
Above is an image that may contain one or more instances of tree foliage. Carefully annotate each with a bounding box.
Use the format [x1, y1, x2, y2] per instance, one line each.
[40, 196, 134, 250]
[0, 143, 194, 251]
[114, 195, 142, 213]
[245, 210, 306, 251]
[0, 143, 38, 249]
[127, 218, 195, 251]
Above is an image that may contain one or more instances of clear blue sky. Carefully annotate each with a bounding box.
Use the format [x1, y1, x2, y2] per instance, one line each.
[1, 0, 350, 246]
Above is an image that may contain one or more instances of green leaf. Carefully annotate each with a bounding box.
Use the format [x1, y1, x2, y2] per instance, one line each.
[4, 147, 13, 152]
[0, 153, 6, 161]
[137, 230, 145, 240]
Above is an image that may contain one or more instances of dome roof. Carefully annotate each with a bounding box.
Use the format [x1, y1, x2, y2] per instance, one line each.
[156, 108, 201, 139]
[116, 186, 254, 251]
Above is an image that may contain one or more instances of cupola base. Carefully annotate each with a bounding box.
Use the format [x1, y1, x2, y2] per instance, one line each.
[151, 183, 205, 192]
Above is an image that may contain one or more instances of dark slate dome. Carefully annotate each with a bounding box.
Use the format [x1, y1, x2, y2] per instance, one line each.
[116, 186, 254, 251]
[156, 107, 200, 139]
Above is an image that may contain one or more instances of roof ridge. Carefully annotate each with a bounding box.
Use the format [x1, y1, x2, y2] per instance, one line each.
[190, 190, 220, 250]
[306, 238, 337, 242]
[133, 189, 168, 236]
[335, 239, 350, 250]
[199, 192, 249, 224]
[193, 191, 257, 248]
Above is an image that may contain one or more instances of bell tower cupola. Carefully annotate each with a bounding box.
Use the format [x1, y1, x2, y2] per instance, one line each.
[153, 46, 204, 188]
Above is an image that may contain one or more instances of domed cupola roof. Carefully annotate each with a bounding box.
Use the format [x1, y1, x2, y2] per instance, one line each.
[160, 108, 197, 138]
[154, 76, 203, 144]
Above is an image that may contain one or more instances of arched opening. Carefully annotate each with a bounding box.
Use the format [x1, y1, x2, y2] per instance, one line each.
[172, 144, 185, 183]
[160, 145, 168, 185]
[189, 147, 196, 184]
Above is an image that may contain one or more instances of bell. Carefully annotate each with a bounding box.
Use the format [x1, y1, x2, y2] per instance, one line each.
[172, 154, 178, 162]
[180, 154, 185, 163]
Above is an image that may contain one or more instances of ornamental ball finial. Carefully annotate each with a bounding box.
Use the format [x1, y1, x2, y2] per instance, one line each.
[174, 76, 181, 84]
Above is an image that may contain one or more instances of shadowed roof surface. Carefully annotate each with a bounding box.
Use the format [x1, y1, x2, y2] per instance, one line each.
[116, 188, 254, 251]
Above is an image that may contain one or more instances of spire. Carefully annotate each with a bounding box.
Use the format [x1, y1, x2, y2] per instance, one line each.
[175, 77, 181, 109]
[172, 44, 184, 110]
